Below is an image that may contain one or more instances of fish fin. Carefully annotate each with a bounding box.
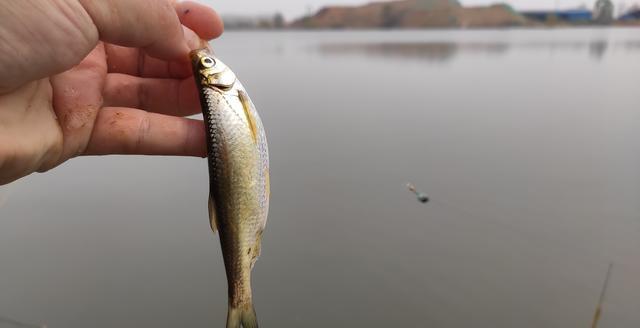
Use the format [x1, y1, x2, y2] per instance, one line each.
[250, 231, 264, 269]
[208, 195, 218, 233]
[239, 90, 258, 144]
[226, 305, 258, 328]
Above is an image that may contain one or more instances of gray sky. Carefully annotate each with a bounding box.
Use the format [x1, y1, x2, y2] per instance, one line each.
[196, 0, 639, 20]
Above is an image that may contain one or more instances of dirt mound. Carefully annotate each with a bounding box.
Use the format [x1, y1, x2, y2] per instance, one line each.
[290, 0, 526, 29]
[459, 4, 528, 28]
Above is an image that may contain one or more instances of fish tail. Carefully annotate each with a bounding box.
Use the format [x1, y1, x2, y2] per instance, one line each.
[226, 304, 258, 328]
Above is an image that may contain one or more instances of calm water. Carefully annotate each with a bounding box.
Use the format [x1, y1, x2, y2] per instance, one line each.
[1, 29, 639, 327]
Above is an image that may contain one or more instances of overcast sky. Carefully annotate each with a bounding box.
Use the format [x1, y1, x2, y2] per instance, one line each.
[196, 0, 639, 20]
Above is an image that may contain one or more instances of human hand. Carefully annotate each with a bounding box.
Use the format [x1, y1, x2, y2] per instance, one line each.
[0, 0, 224, 185]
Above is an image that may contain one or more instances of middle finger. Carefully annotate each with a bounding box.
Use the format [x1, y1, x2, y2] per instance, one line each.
[103, 73, 201, 117]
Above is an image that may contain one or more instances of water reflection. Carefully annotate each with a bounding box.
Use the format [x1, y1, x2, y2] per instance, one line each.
[316, 40, 640, 62]
[620, 40, 640, 50]
[317, 41, 506, 62]
[589, 40, 608, 59]
[3, 30, 640, 328]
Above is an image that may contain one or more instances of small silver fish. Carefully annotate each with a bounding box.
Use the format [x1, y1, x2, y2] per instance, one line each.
[191, 48, 270, 328]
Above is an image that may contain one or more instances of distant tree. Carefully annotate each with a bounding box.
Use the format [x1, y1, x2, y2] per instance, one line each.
[257, 19, 271, 29]
[594, 0, 614, 24]
[301, 5, 316, 29]
[273, 12, 285, 28]
[381, 4, 400, 28]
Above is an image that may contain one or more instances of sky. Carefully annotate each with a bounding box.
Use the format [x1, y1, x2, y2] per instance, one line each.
[197, 0, 640, 20]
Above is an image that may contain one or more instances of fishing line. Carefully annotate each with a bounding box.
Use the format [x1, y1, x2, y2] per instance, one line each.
[591, 262, 614, 328]
[405, 182, 608, 266]
[406, 182, 527, 235]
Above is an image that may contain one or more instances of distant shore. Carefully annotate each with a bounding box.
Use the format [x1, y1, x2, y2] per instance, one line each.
[222, 23, 640, 31]
[223, 0, 640, 30]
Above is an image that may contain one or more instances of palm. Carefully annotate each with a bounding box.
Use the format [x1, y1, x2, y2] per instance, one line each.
[47, 43, 107, 167]
[0, 0, 222, 185]
[0, 42, 206, 183]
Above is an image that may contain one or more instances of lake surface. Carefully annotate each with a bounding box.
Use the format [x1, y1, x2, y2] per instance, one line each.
[1, 29, 639, 327]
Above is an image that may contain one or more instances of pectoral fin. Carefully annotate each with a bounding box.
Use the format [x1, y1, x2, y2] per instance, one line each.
[208, 195, 218, 233]
[239, 90, 258, 144]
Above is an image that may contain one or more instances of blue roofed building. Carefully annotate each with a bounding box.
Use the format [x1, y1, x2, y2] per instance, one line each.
[522, 9, 593, 23]
[619, 8, 640, 21]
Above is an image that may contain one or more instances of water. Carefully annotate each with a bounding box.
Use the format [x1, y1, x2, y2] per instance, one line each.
[1, 29, 639, 327]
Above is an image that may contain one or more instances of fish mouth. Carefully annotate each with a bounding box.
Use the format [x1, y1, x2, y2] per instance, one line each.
[200, 70, 237, 91]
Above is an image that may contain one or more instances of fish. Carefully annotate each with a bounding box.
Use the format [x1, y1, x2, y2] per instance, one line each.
[190, 47, 270, 328]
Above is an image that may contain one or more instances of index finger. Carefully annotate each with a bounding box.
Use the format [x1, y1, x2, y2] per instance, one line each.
[79, 0, 189, 60]
[104, 2, 224, 79]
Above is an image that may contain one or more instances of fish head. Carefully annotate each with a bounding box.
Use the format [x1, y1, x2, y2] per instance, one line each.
[190, 48, 237, 91]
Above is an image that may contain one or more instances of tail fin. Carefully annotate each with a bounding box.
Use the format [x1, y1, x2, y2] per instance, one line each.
[226, 305, 258, 328]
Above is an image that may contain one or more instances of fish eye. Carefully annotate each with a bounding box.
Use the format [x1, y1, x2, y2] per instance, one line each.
[201, 57, 215, 68]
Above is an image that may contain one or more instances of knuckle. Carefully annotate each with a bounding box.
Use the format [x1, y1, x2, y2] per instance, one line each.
[135, 113, 151, 152]
[136, 81, 149, 109]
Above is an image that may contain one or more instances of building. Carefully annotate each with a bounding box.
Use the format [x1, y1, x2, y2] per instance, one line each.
[521, 9, 593, 23]
[619, 8, 640, 21]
